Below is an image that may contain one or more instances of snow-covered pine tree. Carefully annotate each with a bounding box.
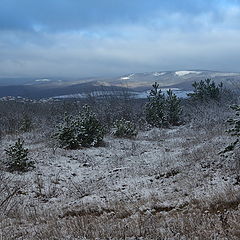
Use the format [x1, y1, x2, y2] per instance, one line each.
[54, 105, 105, 149]
[221, 105, 240, 154]
[145, 82, 168, 128]
[165, 89, 182, 126]
[20, 114, 33, 132]
[113, 118, 138, 138]
[75, 105, 105, 147]
[5, 138, 34, 172]
[54, 114, 79, 149]
[188, 79, 223, 101]
[220, 104, 240, 172]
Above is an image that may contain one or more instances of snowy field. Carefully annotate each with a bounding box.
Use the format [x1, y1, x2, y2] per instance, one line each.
[0, 120, 240, 239]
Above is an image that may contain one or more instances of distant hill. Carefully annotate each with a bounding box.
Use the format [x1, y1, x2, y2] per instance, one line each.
[0, 70, 240, 99]
[106, 70, 240, 90]
[0, 81, 128, 99]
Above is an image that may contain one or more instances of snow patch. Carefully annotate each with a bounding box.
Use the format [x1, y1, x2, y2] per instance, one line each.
[120, 74, 135, 80]
[53, 93, 86, 99]
[210, 72, 239, 77]
[153, 72, 166, 77]
[175, 71, 201, 76]
[35, 78, 51, 82]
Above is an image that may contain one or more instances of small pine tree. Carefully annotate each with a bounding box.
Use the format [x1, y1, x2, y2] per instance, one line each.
[54, 114, 79, 149]
[188, 79, 223, 101]
[165, 89, 182, 126]
[75, 105, 105, 147]
[5, 138, 34, 172]
[113, 118, 138, 138]
[20, 114, 33, 132]
[221, 105, 240, 154]
[54, 105, 105, 149]
[145, 82, 168, 128]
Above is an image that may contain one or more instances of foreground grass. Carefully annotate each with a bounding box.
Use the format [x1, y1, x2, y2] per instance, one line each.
[0, 112, 240, 239]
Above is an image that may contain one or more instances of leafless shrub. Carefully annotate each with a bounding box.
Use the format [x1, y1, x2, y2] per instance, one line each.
[0, 173, 25, 219]
[182, 99, 232, 132]
[67, 179, 91, 199]
[84, 87, 146, 129]
[33, 174, 63, 200]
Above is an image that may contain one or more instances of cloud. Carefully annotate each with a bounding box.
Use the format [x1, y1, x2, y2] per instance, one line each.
[0, 0, 239, 32]
[1, 0, 240, 78]
[1, 25, 240, 78]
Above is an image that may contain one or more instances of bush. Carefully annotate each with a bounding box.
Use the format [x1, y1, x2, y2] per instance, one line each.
[188, 79, 223, 101]
[5, 138, 34, 172]
[113, 118, 138, 138]
[54, 105, 105, 149]
[145, 82, 182, 128]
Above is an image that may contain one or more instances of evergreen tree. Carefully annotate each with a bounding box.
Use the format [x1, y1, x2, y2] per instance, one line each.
[221, 105, 240, 154]
[5, 138, 33, 172]
[54, 105, 105, 149]
[54, 114, 79, 149]
[145, 82, 168, 128]
[20, 114, 33, 132]
[75, 105, 105, 147]
[188, 79, 223, 101]
[113, 118, 138, 138]
[166, 89, 182, 126]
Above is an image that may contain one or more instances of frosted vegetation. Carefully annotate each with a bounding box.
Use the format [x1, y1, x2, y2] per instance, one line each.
[0, 80, 240, 239]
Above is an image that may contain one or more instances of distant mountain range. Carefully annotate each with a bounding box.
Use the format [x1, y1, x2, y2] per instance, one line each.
[0, 70, 240, 99]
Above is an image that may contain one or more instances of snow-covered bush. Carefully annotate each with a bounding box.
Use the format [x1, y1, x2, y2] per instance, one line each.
[113, 118, 138, 138]
[54, 105, 105, 149]
[5, 138, 34, 172]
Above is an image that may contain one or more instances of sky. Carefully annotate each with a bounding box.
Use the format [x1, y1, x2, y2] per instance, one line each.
[1, 0, 240, 78]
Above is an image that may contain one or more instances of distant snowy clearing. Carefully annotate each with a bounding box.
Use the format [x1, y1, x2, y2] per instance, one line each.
[53, 89, 192, 99]
[175, 71, 202, 76]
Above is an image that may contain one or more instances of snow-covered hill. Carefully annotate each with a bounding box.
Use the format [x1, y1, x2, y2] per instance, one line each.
[0, 70, 240, 99]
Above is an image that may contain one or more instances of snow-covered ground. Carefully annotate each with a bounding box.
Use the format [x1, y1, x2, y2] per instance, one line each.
[0, 123, 239, 239]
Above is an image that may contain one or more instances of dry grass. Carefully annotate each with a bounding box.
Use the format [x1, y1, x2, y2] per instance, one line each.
[0, 101, 240, 239]
[0, 188, 239, 240]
